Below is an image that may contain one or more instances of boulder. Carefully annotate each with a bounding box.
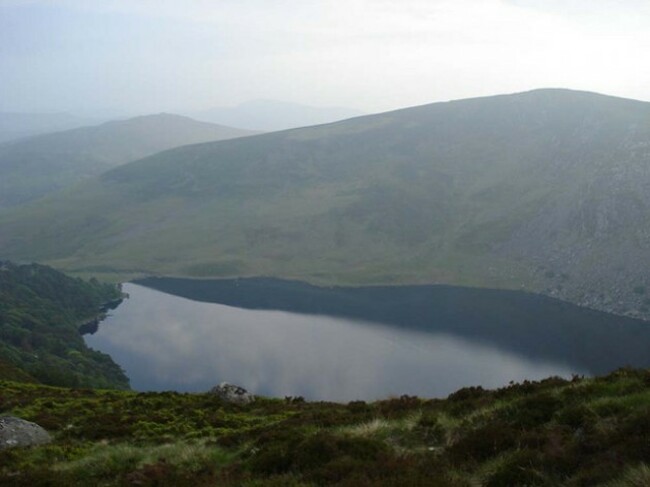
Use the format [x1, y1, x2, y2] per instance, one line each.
[0, 416, 52, 450]
[209, 382, 255, 405]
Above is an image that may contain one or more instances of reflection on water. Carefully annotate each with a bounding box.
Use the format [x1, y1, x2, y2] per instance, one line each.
[82, 281, 630, 401]
[135, 277, 650, 377]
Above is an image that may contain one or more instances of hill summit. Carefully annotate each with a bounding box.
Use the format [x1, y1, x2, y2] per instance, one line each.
[0, 113, 257, 208]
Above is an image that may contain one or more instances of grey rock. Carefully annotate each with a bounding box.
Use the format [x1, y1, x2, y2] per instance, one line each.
[209, 382, 255, 405]
[0, 416, 52, 450]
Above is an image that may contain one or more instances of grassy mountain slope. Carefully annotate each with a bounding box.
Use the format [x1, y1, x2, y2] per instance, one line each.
[0, 114, 257, 208]
[2, 368, 650, 485]
[0, 261, 128, 389]
[1, 89, 649, 317]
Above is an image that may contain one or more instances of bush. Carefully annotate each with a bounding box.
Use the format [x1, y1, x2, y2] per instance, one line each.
[295, 434, 387, 482]
[486, 450, 546, 486]
[555, 404, 598, 429]
[377, 395, 420, 418]
[247, 431, 388, 480]
[501, 392, 563, 428]
[415, 411, 446, 444]
[447, 421, 518, 463]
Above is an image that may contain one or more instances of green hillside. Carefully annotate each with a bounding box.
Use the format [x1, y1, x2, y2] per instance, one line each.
[0, 114, 257, 208]
[2, 368, 650, 485]
[0, 261, 128, 389]
[1, 89, 649, 317]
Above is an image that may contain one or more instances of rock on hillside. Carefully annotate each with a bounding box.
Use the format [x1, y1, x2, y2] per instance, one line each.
[210, 383, 255, 405]
[0, 417, 51, 450]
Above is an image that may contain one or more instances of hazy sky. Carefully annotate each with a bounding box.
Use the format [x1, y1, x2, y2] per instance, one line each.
[1, 0, 649, 116]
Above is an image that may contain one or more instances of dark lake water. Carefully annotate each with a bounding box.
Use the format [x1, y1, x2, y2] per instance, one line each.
[85, 277, 650, 402]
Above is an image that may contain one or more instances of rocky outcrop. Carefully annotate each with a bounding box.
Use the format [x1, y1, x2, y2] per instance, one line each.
[0, 416, 52, 450]
[209, 382, 255, 405]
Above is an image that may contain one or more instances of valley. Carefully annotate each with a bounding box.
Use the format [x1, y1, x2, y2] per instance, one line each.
[3, 2, 650, 484]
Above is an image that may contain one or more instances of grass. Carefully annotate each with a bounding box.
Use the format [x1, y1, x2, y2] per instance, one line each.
[54, 441, 234, 479]
[2, 368, 650, 485]
[606, 464, 650, 487]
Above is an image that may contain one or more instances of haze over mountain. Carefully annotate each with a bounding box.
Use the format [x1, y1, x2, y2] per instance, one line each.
[1, 89, 649, 318]
[0, 113, 257, 208]
[0, 112, 94, 144]
[190, 100, 365, 131]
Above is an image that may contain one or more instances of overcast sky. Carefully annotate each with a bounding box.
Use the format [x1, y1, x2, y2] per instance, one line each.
[1, 0, 649, 116]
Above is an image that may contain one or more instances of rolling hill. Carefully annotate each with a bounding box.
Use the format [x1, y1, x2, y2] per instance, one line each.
[0, 114, 257, 208]
[1, 89, 649, 318]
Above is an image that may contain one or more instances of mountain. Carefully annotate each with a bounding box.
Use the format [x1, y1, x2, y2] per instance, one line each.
[0, 113, 258, 208]
[1, 89, 649, 318]
[190, 99, 365, 131]
[0, 111, 93, 143]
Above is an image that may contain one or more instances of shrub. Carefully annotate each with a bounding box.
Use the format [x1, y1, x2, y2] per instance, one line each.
[295, 434, 387, 482]
[555, 404, 598, 429]
[415, 411, 446, 444]
[346, 400, 371, 415]
[247, 431, 388, 480]
[447, 421, 518, 463]
[609, 464, 650, 487]
[500, 392, 563, 428]
[447, 386, 487, 402]
[377, 395, 420, 418]
[486, 450, 546, 486]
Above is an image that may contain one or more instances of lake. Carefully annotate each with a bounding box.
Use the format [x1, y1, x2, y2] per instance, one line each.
[85, 277, 650, 402]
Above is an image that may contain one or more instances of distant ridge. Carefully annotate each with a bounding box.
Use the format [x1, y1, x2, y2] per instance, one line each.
[190, 99, 365, 131]
[0, 111, 93, 144]
[1, 88, 649, 319]
[0, 113, 258, 208]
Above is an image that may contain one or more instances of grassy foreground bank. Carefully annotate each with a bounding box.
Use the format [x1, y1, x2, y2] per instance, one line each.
[2, 368, 650, 486]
